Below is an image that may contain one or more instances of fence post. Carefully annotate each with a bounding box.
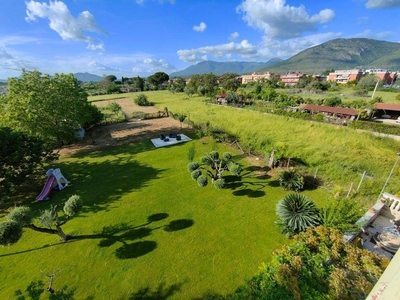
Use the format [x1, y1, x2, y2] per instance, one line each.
[357, 171, 366, 192]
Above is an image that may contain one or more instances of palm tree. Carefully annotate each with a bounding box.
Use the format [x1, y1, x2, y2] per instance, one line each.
[276, 193, 321, 235]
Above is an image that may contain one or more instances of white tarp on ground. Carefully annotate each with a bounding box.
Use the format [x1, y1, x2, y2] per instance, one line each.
[151, 134, 192, 148]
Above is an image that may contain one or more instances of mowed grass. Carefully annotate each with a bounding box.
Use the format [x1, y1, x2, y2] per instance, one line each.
[0, 136, 332, 299]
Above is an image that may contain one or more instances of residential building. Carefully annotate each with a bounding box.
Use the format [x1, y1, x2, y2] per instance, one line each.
[280, 72, 306, 87]
[366, 69, 392, 85]
[239, 72, 274, 84]
[328, 69, 364, 84]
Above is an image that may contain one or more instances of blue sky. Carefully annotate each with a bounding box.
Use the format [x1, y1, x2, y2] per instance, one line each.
[1, 0, 400, 79]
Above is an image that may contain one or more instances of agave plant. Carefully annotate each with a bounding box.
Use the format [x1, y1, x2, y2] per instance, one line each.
[278, 168, 304, 191]
[276, 193, 321, 235]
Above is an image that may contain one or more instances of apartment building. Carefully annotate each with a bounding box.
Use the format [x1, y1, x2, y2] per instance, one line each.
[239, 72, 274, 84]
[280, 72, 306, 87]
[328, 69, 364, 84]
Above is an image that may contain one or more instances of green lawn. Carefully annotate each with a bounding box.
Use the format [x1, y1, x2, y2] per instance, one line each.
[0, 135, 332, 299]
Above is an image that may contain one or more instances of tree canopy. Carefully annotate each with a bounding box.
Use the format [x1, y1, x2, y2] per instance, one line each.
[0, 127, 57, 198]
[208, 226, 389, 300]
[147, 72, 169, 89]
[187, 151, 241, 189]
[0, 71, 102, 146]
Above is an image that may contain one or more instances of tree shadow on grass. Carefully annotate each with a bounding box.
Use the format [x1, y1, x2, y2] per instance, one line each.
[164, 219, 194, 232]
[115, 241, 157, 259]
[232, 188, 265, 198]
[303, 175, 323, 191]
[53, 158, 165, 214]
[70, 213, 194, 260]
[14, 280, 78, 300]
[224, 165, 268, 198]
[127, 281, 185, 300]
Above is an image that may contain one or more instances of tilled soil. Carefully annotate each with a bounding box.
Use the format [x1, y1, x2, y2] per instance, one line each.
[57, 98, 190, 156]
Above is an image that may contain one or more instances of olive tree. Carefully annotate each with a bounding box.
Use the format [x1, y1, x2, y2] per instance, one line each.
[187, 151, 241, 189]
[0, 195, 83, 245]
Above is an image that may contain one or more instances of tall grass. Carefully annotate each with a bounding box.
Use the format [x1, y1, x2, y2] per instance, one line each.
[135, 91, 400, 202]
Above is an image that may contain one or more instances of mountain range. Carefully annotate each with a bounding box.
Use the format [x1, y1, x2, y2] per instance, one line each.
[169, 58, 282, 77]
[74, 72, 103, 82]
[171, 38, 400, 77]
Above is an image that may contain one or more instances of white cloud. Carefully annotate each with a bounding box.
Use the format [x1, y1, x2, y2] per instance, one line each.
[136, 0, 175, 4]
[142, 58, 177, 73]
[357, 16, 370, 25]
[87, 61, 124, 73]
[237, 0, 335, 39]
[0, 47, 38, 73]
[229, 32, 240, 41]
[0, 36, 42, 47]
[177, 40, 260, 62]
[177, 32, 343, 63]
[25, 1, 107, 50]
[193, 22, 207, 32]
[0, 48, 14, 60]
[353, 29, 395, 39]
[365, 0, 400, 8]
[87, 43, 105, 51]
[260, 32, 343, 58]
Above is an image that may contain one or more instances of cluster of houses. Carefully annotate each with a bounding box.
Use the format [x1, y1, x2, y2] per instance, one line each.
[238, 69, 398, 87]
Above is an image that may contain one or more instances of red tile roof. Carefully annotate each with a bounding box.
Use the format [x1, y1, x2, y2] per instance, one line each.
[216, 94, 227, 98]
[301, 104, 357, 116]
[374, 103, 400, 112]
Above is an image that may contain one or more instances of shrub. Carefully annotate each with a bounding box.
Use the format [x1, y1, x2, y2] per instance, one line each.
[191, 170, 202, 181]
[0, 221, 23, 246]
[134, 94, 152, 106]
[187, 162, 200, 173]
[213, 178, 225, 189]
[197, 175, 208, 187]
[106, 102, 121, 113]
[64, 195, 83, 217]
[186, 144, 196, 162]
[278, 168, 304, 191]
[7, 206, 31, 226]
[276, 193, 321, 235]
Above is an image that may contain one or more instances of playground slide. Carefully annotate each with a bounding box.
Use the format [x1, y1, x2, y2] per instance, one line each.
[36, 175, 56, 201]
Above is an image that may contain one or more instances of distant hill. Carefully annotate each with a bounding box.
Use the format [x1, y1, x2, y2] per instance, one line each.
[170, 58, 282, 77]
[260, 38, 400, 74]
[74, 72, 102, 82]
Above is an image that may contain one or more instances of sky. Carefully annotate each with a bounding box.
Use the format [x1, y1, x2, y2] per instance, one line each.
[1, 0, 400, 79]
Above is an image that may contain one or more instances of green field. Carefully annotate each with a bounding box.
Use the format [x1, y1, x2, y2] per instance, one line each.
[0, 135, 333, 299]
[1, 90, 399, 299]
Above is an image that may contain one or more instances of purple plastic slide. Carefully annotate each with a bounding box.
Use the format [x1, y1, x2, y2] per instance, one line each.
[36, 175, 56, 201]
